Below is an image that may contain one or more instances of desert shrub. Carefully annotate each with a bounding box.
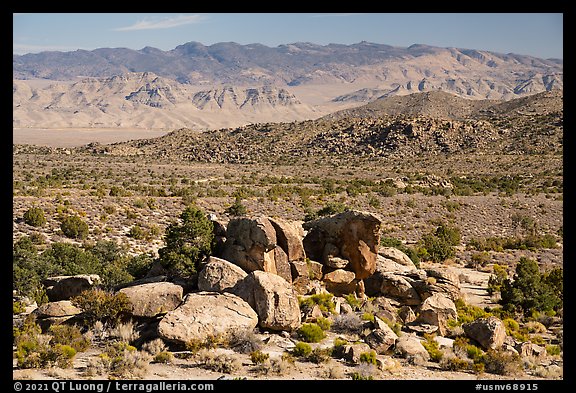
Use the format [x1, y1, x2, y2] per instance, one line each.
[157, 205, 214, 278]
[229, 329, 263, 354]
[469, 251, 491, 268]
[333, 337, 348, 350]
[440, 355, 472, 371]
[128, 225, 146, 239]
[546, 345, 561, 356]
[13, 301, 26, 314]
[250, 350, 269, 364]
[23, 206, 46, 227]
[309, 347, 332, 364]
[71, 289, 131, 327]
[14, 317, 78, 369]
[99, 341, 151, 379]
[482, 349, 522, 376]
[142, 338, 167, 356]
[292, 342, 312, 358]
[153, 351, 174, 364]
[344, 293, 363, 311]
[487, 264, 509, 295]
[332, 313, 363, 333]
[419, 222, 461, 262]
[224, 196, 247, 217]
[198, 352, 240, 374]
[466, 345, 486, 363]
[299, 293, 335, 314]
[297, 323, 326, 343]
[500, 257, 563, 315]
[449, 298, 492, 326]
[422, 334, 443, 362]
[359, 350, 377, 365]
[109, 320, 139, 343]
[60, 215, 89, 239]
[361, 312, 375, 322]
[316, 316, 332, 331]
[228, 330, 262, 353]
[48, 325, 91, 352]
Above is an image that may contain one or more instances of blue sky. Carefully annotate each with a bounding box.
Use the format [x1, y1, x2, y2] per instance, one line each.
[13, 13, 563, 59]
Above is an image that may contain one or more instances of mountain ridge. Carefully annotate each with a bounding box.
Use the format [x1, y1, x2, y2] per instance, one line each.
[14, 41, 562, 101]
[66, 89, 562, 163]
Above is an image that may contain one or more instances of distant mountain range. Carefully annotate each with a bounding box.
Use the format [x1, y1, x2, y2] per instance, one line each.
[14, 41, 562, 96]
[13, 41, 563, 130]
[13, 72, 316, 130]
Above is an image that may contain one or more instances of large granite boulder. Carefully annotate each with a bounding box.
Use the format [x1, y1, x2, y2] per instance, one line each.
[158, 291, 258, 346]
[463, 316, 507, 350]
[412, 293, 457, 336]
[303, 210, 381, 279]
[42, 274, 101, 302]
[231, 270, 301, 331]
[197, 256, 247, 292]
[269, 217, 306, 262]
[221, 216, 278, 273]
[119, 282, 183, 318]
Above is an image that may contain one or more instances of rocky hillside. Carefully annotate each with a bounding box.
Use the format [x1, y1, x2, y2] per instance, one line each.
[13, 211, 563, 380]
[77, 90, 563, 162]
[14, 42, 562, 101]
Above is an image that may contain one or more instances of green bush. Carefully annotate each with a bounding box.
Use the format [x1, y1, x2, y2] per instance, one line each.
[422, 334, 443, 362]
[316, 316, 332, 331]
[546, 345, 561, 356]
[153, 351, 174, 364]
[297, 323, 326, 343]
[224, 196, 247, 217]
[23, 206, 46, 227]
[292, 342, 312, 358]
[500, 257, 563, 315]
[60, 215, 89, 239]
[298, 293, 335, 314]
[420, 222, 461, 262]
[14, 317, 78, 369]
[487, 264, 509, 295]
[250, 350, 269, 364]
[71, 289, 131, 327]
[13, 301, 26, 314]
[158, 205, 214, 278]
[48, 325, 91, 352]
[359, 350, 377, 365]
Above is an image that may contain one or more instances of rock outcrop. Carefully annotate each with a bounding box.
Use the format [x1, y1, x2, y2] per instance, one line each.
[303, 210, 382, 280]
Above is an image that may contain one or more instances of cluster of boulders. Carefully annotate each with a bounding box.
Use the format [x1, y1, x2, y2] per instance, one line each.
[13, 210, 559, 370]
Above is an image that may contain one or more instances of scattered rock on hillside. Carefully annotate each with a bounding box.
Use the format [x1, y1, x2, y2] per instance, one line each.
[463, 316, 507, 350]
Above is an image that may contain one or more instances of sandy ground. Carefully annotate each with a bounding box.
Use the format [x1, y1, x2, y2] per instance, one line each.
[13, 128, 172, 147]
